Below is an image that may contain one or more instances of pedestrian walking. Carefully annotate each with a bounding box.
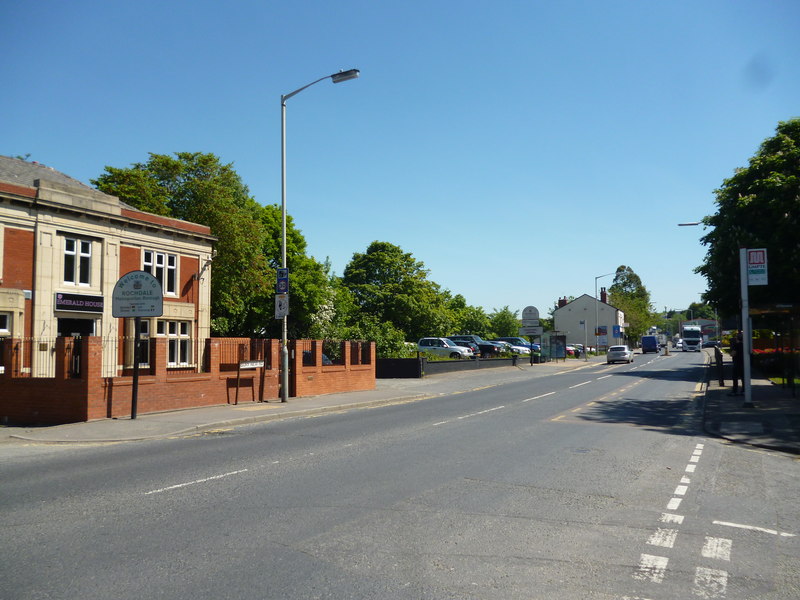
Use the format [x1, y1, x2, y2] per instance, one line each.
[729, 332, 745, 396]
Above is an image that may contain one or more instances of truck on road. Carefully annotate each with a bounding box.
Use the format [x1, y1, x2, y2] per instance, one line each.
[681, 324, 703, 352]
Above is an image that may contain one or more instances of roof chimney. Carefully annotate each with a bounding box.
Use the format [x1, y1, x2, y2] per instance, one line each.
[600, 287, 608, 304]
[558, 296, 567, 308]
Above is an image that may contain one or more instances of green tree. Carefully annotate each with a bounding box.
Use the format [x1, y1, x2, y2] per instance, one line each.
[446, 294, 491, 337]
[342, 241, 451, 342]
[698, 119, 800, 318]
[488, 306, 520, 337]
[607, 265, 655, 342]
[93, 152, 333, 337]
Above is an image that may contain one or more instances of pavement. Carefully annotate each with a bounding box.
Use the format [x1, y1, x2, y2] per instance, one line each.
[2, 351, 798, 454]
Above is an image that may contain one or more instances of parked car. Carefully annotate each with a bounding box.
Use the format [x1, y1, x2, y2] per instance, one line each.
[494, 337, 534, 350]
[607, 345, 634, 364]
[491, 339, 530, 354]
[702, 340, 721, 348]
[452, 339, 480, 357]
[417, 337, 474, 359]
[448, 335, 501, 358]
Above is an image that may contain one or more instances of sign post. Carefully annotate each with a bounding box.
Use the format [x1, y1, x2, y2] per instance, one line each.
[521, 306, 540, 365]
[112, 271, 163, 419]
[740, 248, 768, 407]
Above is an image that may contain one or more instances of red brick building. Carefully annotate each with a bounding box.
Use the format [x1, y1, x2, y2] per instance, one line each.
[0, 156, 215, 375]
[0, 156, 375, 424]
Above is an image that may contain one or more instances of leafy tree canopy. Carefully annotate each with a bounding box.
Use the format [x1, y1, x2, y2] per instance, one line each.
[607, 265, 655, 341]
[488, 306, 520, 338]
[342, 241, 451, 342]
[698, 118, 800, 317]
[93, 152, 328, 337]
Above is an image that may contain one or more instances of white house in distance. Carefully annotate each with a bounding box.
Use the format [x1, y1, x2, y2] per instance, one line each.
[552, 288, 626, 349]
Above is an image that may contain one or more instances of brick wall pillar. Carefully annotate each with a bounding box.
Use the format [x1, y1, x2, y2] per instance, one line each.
[342, 340, 351, 368]
[151, 337, 168, 381]
[82, 337, 103, 382]
[205, 338, 220, 376]
[82, 337, 104, 421]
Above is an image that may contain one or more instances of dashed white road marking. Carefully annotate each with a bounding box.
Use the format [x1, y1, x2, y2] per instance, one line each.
[633, 554, 669, 583]
[597, 375, 613, 380]
[693, 566, 728, 598]
[667, 497, 683, 510]
[702, 537, 732, 561]
[686, 464, 697, 473]
[660, 512, 684, 525]
[433, 405, 505, 426]
[674, 484, 689, 496]
[522, 391, 556, 403]
[145, 469, 248, 495]
[647, 528, 678, 548]
[713, 520, 797, 538]
[689, 455, 700, 463]
[569, 381, 592, 389]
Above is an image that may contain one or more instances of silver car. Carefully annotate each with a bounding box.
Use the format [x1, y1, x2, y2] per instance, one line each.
[417, 337, 474, 359]
[607, 344, 634, 364]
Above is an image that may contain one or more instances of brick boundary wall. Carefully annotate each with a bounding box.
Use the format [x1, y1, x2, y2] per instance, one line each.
[1, 337, 375, 425]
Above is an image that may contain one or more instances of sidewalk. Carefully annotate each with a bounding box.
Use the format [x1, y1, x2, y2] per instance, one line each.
[702, 351, 800, 455]
[0, 357, 599, 444]
[3, 352, 798, 454]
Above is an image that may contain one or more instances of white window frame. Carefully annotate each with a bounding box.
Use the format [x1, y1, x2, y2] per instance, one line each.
[156, 319, 192, 366]
[64, 237, 92, 286]
[143, 249, 177, 295]
[137, 319, 150, 367]
[0, 312, 10, 336]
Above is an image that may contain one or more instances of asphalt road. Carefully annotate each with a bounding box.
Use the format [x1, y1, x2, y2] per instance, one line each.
[2, 351, 798, 599]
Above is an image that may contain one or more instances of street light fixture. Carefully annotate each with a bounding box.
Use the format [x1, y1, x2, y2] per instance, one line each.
[595, 271, 615, 355]
[279, 68, 360, 402]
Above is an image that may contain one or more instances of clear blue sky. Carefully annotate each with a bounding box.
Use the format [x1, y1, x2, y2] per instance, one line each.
[3, 1, 798, 319]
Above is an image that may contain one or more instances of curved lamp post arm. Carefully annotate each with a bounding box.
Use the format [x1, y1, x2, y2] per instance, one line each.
[282, 69, 360, 104]
[279, 68, 359, 402]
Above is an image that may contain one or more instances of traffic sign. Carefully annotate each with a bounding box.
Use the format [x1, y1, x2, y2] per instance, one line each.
[276, 268, 289, 293]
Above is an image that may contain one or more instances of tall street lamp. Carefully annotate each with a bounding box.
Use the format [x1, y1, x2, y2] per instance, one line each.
[280, 68, 360, 402]
[595, 271, 615, 354]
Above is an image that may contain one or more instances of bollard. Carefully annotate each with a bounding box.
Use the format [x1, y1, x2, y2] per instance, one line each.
[714, 347, 724, 386]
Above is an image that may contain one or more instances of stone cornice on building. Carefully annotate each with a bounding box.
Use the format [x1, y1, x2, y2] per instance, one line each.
[0, 157, 215, 243]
